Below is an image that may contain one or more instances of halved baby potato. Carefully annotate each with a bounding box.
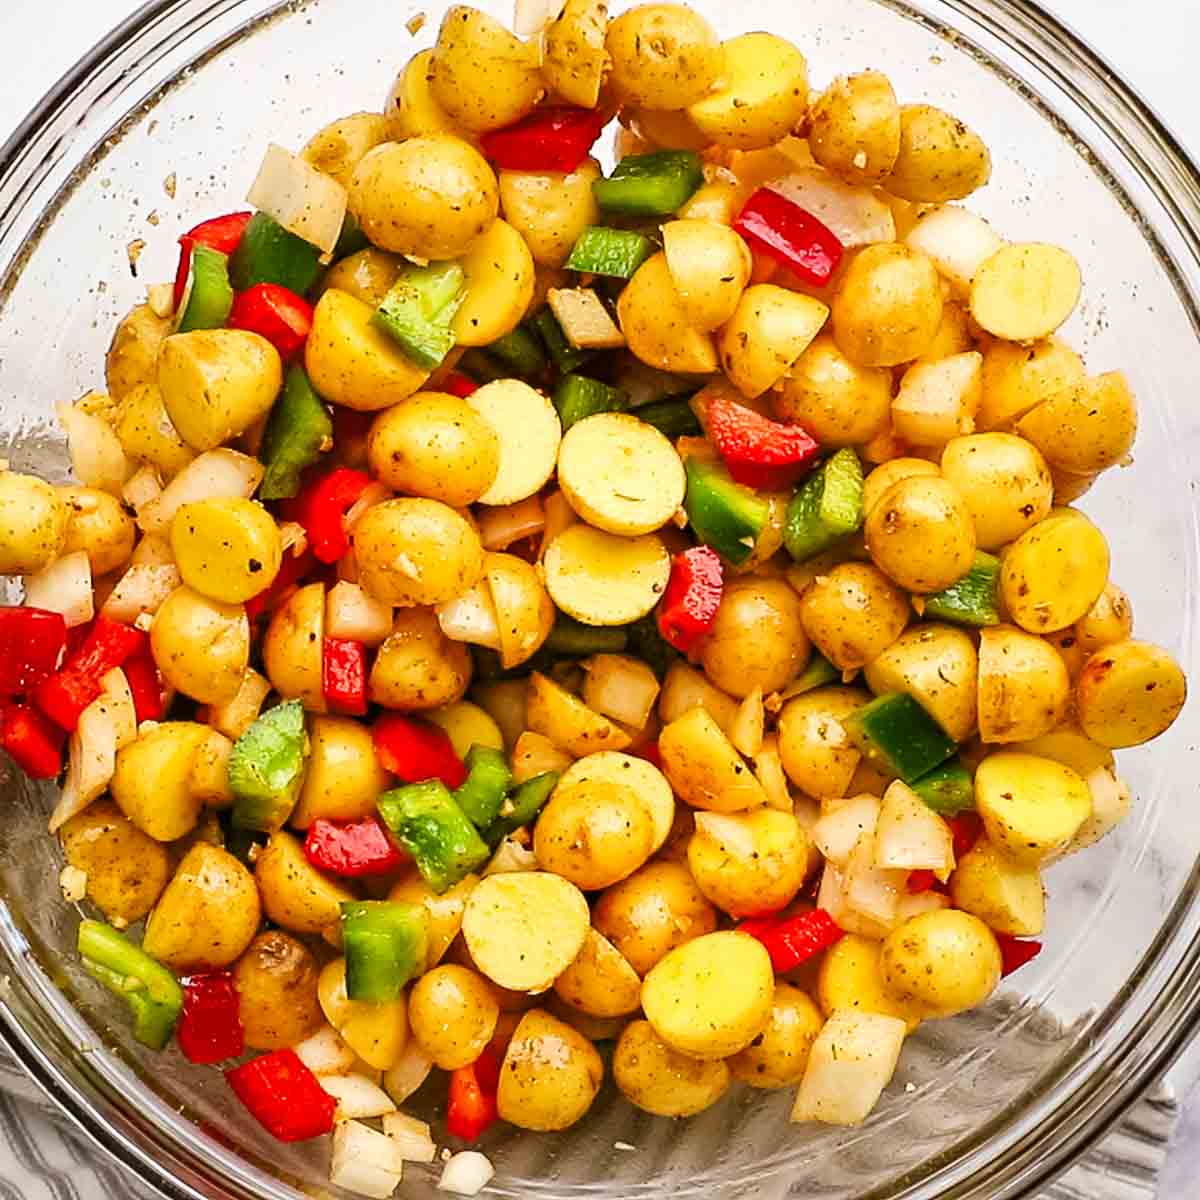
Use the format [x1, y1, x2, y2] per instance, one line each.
[465, 379, 562, 506]
[719, 286, 829, 399]
[969, 243, 1081, 342]
[450, 219, 535, 347]
[542, 524, 670, 627]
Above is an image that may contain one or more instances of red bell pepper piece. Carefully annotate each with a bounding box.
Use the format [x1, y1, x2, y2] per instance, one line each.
[281, 467, 372, 564]
[738, 907, 844, 973]
[123, 648, 165, 723]
[372, 713, 467, 789]
[443, 371, 479, 398]
[734, 188, 844, 288]
[479, 106, 607, 174]
[632, 740, 662, 770]
[995, 934, 1043, 978]
[946, 812, 983, 860]
[906, 869, 939, 894]
[173, 211, 254, 310]
[0, 607, 67, 698]
[446, 1045, 502, 1141]
[322, 638, 368, 716]
[33, 617, 145, 731]
[705, 390, 821, 492]
[228, 283, 314, 361]
[226, 1049, 335, 1143]
[178, 972, 245, 1065]
[656, 546, 723, 653]
[0, 702, 65, 779]
[303, 815, 408, 878]
[244, 549, 315, 621]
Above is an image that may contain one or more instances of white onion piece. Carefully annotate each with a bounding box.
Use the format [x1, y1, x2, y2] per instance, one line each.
[57, 403, 129, 495]
[101, 563, 180, 625]
[894, 890, 950, 923]
[321, 1073, 397, 1120]
[513, 0, 565, 36]
[874, 780, 956, 877]
[755, 736, 794, 812]
[477, 496, 545, 551]
[293, 1025, 358, 1077]
[247, 143, 348, 257]
[279, 521, 308, 556]
[904, 205, 1004, 294]
[329, 1120, 404, 1199]
[206, 668, 272, 741]
[327, 581, 394, 647]
[138, 449, 263, 534]
[382, 1112, 438, 1164]
[382, 1041, 435, 1106]
[145, 282, 176, 320]
[437, 580, 502, 649]
[694, 811, 756, 858]
[812, 795, 880, 866]
[439, 1151, 495, 1197]
[484, 837, 539, 875]
[130, 532, 175, 567]
[844, 830, 906, 927]
[1050, 767, 1132, 860]
[581, 653, 661, 729]
[24, 551, 94, 628]
[767, 168, 896, 248]
[122, 465, 163, 513]
[344, 481, 393, 533]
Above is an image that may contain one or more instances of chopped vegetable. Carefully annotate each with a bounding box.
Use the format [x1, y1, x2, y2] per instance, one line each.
[734, 187, 845, 287]
[443, 371, 480, 398]
[783, 448, 865, 563]
[454, 744, 513, 829]
[546, 287, 625, 350]
[565, 227, 655, 278]
[485, 325, 547, 379]
[172, 211, 252, 309]
[544, 616, 628, 657]
[341, 900, 429, 1003]
[911, 758, 975, 815]
[684, 457, 769, 566]
[593, 150, 704, 216]
[446, 1046, 502, 1141]
[33, 616, 144, 731]
[737, 908, 844, 972]
[259, 366, 333, 501]
[330, 1119, 406, 1198]
[178, 972, 245, 1065]
[373, 713, 467, 789]
[439, 1150, 496, 1196]
[377, 779, 491, 893]
[229, 700, 308, 832]
[0, 702, 65, 779]
[304, 816, 408, 878]
[635, 396, 702, 439]
[122, 645, 166, 722]
[245, 143, 348, 257]
[226, 1049, 336, 1143]
[657, 545, 723, 653]
[996, 934, 1043, 977]
[373, 262, 466, 371]
[228, 282, 314, 361]
[485, 770, 558, 845]
[0, 607, 67, 698]
[479, 106, 607, 173]
[322, 637, 367, 716]
[281, 466, 371, 563]
[706, 390, 821, 492]
[923, 551, 1002, 627]
[176, 245, 234, 333]
[553, 374, 626, 431]
[229, 211, 324, 295]
[22, 551, 93, 629]
[785, 651, 839, 698]
[844, 692, 958, 783]
[530, 306, 593, 374]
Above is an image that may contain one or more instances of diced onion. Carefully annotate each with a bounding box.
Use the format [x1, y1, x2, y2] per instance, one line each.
[1050, 767, 1132, 860]
[754, 736, 793, 812]
[293, 1025, 359, 1076]
[547, 288, 626, 350]
[484, 837, 540, 876]
[382, 1111, 438, 1164]
[327, 581, 394, 647]
[344, 482, 393, 533]
[513, 0, 566, 36]
[873, 779, 955, 878]
[101, 563, 181, 625]
[24, 551, 94, 628]
[437, 580, 502, 649]
[279, 521, 308, 556]
[247, 143, 348, 257]
[812, 795, 880, 866]
[729, 687, 765, 758]
[438, 1151, 495, 1197]
[329, 1120, 404, 1199]
[59, 865, 88, 903]
[581, 653, 661, 730]
[320, 1073, 397, 1120]
[139, 449, 264, 534]
[382, 1041, 435, 1106]
[904, 205, 1005, 294]
[57, 403, 129, 495]
[477, 496, 546, 552]
[145, 282, 177, 320]
[894, 890, 950, 923]
[206, 669, 271, 741]
[694, 811, 757, 859]
[130, 532, 175, 567]
[844, 830, 906, 927]
[766, 168, 896, 248]
[122, 465, 163, 513]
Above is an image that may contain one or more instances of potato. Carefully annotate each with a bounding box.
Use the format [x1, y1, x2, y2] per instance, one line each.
[551, 927, 640, 1019]
[861, 458, 939, 517]
[111, 722, 208, 841]
[301, 111, 390, 187]
[659, 660, 740, 736]
[526, 671, 631, 757]
[798, 563, 909, 672]
[113, 383, 195, 479]
[157, 330, 281, 453]
[498, 1008, 604, 1131]
[891, 351, 982, 447]
[688, 809, 810, 916]
[1010, 722, 1114, 778]
[719, 285, 829, 398]
[262, 581, 326, 711]
[499, 159, 601, 269]
[772, 335, 893, 448]
[291, 716, 391, 829]
[462, 872, 590, 992]
[142, 844, 260, 971]
[863, 623, 978, 742]
[58, 801, 170, 924]
[915, 299, 975, 364]
[0, 472, 67, 575]
[661, 219, 752, 332]
[969, 243, 1081, 342]
[832, 244, 944, 368]
[1072, 583, 1131, 658]
[884, 105, 991, 203]
[950, 838, 1045, 936]
[60, 487, 135, 576]
[170, 498, 281, 605]
[975, 751, 1092, 864]
[977, 337, 1085, 432]
[606, 4, 719, 108]
[557, 752, 673, 856]
[369, 606, 473, 712]
[465, 379, 561, 506]
[447, 225, 533, 350]
[534, 778, 655, 890]
[388, 872, 478, 970]
[149, 585, 249, 705]
[642, 931, 773, 1059]
[1015, 371, 1137, 474]
[1076, 639, 1187, 748]
[255, 830, 357, 935]
[316, 249, 401, 312]
[407, 964, 499, 1070]
[817, 934, 924, 1033]
[305, 289, 430, 411]
[864, 474, 975, 593]
[777, 687, 869, 798]
[384, 49, 465, 140]
[613, 1019, 731, 1117]
[426, 702, 503, 761]
[677, 178, 741, 224]
[809, 71, 901, 185]
[880, 909, 1000, 1017]
[904, 205, 1004, 296]
[431, 6, 543, 132]
[106, 304, 170, 402]
[319, 958, 408, 1071]
[976, 624, 1071, 744]
[687, 32, 808, 149]
[659, 707, 767, 812]
[543, 524, 670, 628]
[190, 728, 235, 808]
[618, 253, 719, 374]
[233, 931, 325, 1050]
[727, 983, 824, 1089]
[542, 0, 608, 107]
[484, 552, 554, 670]
[367, 393, 499, 507]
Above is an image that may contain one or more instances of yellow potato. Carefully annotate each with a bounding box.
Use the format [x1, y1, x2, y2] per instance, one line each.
[558, 752, 673, 854]
[290, 716, 391, 829]
[798, 562, 909, 672]
[890, 351, 982, 447]
[880, 910, 1001, 1018]
[60, 487, 135, 576]
[978, 624, 1071, 743]
[975, 751, 1092, 864]
[499, 159, 601, 269]
[817, 933, 925, 1033]
[950, 838, 1045, 936]
[659, 660, 740, 735]
[719, 285, 829, 398]
[142, 844, 261, 971]
[687, 33, 808, 150]
[776, 687, 870, 798]
[677, 178, 740, 224]
[618, 253, 718, 374]
[408, 964, 499, 1070]
[542, 0, 608, 107]
[110, 722, 207, 841]
[969, 243, 1081, 342]
[1010, 722, 1114, 778]
[660, 219, 751, 332]
[728, 983, 825, 1089]
[885, 105, 991, 203]
[255, 830, 357, 935]
[318, 958, 408, 1071]
[301, 112, 390, 187]
[614, 1019, 731, 1116]
[189, 728, 234, 808]
[809, 71, 901, 185]
[151, 585, 249, 705]
[606, 4, 719, 108]
[465, 379, 562, 506]
[554, 928, 643, 1019]
[479, 552, 552, 669]
[1015, 371, 1137, 474]
[497, 1009, 604, 1131]
[1076, 639, 1187, 748]
[687, 809, 810, 916]
[426, 702, 503, 760]
[316, 247, 401, 310]
[525, 671, 631, 756]
[0, 472, 68, 575]
[170, 498, 281, 605]
[106, 304, 171, 403]
[370, 606, 473, 711]
[1075, 583, 1134, 658]
[543, 524, 670, 627]
[388, 872, 479, 970]
[659, 707, 767, 813]
[450, 219, 535, 346]
[977, 337, 1085, 431]
[113, 383, 195, 479]
[861, 458, 939, 517]
[233, 930, 325, 1051]
[384, 49, 466, 140]
[262, 582, 326, 712]
[642, 930, 773, 1059]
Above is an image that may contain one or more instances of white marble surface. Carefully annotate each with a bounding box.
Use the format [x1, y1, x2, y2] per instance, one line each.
[0, 0, 1198, 1195]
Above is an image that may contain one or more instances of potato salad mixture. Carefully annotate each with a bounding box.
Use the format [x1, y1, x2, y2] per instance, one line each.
[0, 0, 1188, 1194]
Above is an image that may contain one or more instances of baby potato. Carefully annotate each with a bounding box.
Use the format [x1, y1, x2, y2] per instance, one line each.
[143, 843, 261, 971]
[642, 930, 774, 1059]
[543, 525, 670, 628]
[614, 1019, 731, 1117]
[817, 934, 925, 1032]
[484, 552, 555, 670]
[798, 562, 909, 672]
[593, 860, 718, 976]
[315, 245, 401, 312]
[777, 687, 870, 798]
[1015, 371, 1137, 474]
[773, 334, 893, 448]
[106, 303, 170, 402]
[367, 393, 499, 507]
[151, 585, 249, 705]
[233, 931, 325, 1051]
[291, 716, 392, 829]
[606, 4, 720, 109]
[977, 337, 1085, 431]
[863, 624, 978, 742]
[687, 32, 808, 150]
[113, 383, 195, 479]
[719, 285, 830, 398]
[60, 487, 135, 576]
[355, 498, 484, 608]
[384, 49, 465, 140]
[700, 577, 811, 698]
[950, 838, 1045, 937]
[809, 71, 901, 185]
[891, 351, 982, 447]
[427, 702, 503, 759]
[301, 112, 390, 187]
[688, 809, 810, 917]
[885, 105, 991, 203]
[59, 801, 170, 924]
[728, 983, 825, 1089]
[499, 159, 601, 269]
[157, 330, 282, 453]
[1076, 639, 1188, 749]
[262, 581, 326, 713]
[975, 751, 1092, 864]
[349, 135, 498, 260]
[1011, 722, 1114, 778]
[880, 910, 1001, 1018]
[111, 722, 208, 841]
[1075, 583, 1133, 658]
[431, 6, 544, 133]
[369, 607, 473, 711]
[677, 177, 741, 224]
[864, 474, 975, 593]
[661, 219, 752, 332]
[659, 707, 767, 812]
[978, 624, 1071, 743]
[970, 243, 1081, 343]
[319, 957, 408, 1070]
[256, 830, 357, 935]
[832, 244, 944, 368]
[618, 253, 719, 375]
[170, 498, 282, 604]
[534, 779, 656, 890]
[466, 379, 562, 507]
[450, 219, 535, 347]
[0, 472, 67, 575]
[939, 433, 1053, 550]
[498, 1008, 604, 1131]
[408, 964, 499, 1070]
[861, 458, 939, 517]
[554, 928, 643, 1019]
[526, 671, 631, 756]
[543, 0, 608, 108]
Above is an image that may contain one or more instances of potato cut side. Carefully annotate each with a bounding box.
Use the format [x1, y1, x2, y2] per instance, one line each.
[950, 837, 1045, 936]
[1015, 371, 1137, 474]
[1076, 638, 1188, 749]
[659, 706, 768, 813]
[891, 351, 982, 447]
[661, 219, 752, 331]
[466, 379, 562, 506]
[817, 934, 923, 1033]
[618, 253, 719, 374]
[525, 671, 632, 757]
[450, 219, 535, 347]
[553, 927, 643, 1018]
[969, 243, 1081, 342]
[559, 750, 675, 853]
[719, 285, 829, 399]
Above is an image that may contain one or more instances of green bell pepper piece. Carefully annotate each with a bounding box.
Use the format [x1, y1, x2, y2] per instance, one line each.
[553, 374, 627, 431]
[565, 226, 655, 277]
[911, 758, 975, 815]
[486, 771, 559, 845]
[454, 745, 513, 829]
[229, 700, 308, 832]
[230, 212, 323, 294]
[340, 901, 429, 1003]
[923, 552, 1002, 627]
[530, 307, 593, 374]
[545, 616, 629, 657]
[259, 366, 333, 500]
[783, 448, 865, 563]
[788, 652, 839, 696]
[485, 325, 547, 378]
[635, 397, 702, 439]
[593, 151, 704, 216]
[625, 614, 680, 680]
[844, 692, 957, 783]
[372, 262, 466, 371]
[377, 780, 490, 894]
[684, 457, 769, 566]
[177, 245, 234, 333]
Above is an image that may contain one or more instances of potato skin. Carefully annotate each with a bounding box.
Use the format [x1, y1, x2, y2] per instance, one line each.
[499, 160, 601, 269]
[978, 625, 1071, 743]
[727, 983, 825, 1088]
[0, 472, 68, 575]
[106, 303, 171, 402]
[498, 1009, 604, 1131]
[798, 562, 909, 671]
[885, 105, 991, 203]
[658, 707, 768, 813]
[553, 928, 643, 1019]
[262, 581, 326, 712]
[618, 253, 718, 375]
[301, 111, 391, 188]
[614, 1019, 731, 1116]
[977, 337, 1085, 432]
[170, 498, 282, 606]
[60, 487, 135, 576]
[318, 957, 409, 1071]
[809, 71, 901, 185]
[606, 4, 720, 108]
[688, 809, 810, 917]
[151, 585, 249, 705]
[949, 838, 1046, 937]
[776, 687, 870, 798]
[1076, 639, 1188, 749]
[111, 722, 209, 842]
[255, 830, 357, 935]
[291, 716, 392, 829]
[317, 248, 402, 310]
[114, 383, 195, 478]
[408, 964, 499, 1070]
[369, 607, 473, 711]
[1075, 583, 1133, 658]
[880, 910, 1001, 1018]
[233, 931, 325, 1050]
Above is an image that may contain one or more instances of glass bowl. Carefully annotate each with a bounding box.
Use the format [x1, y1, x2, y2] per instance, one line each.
[1, 1, 1198, 1198]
